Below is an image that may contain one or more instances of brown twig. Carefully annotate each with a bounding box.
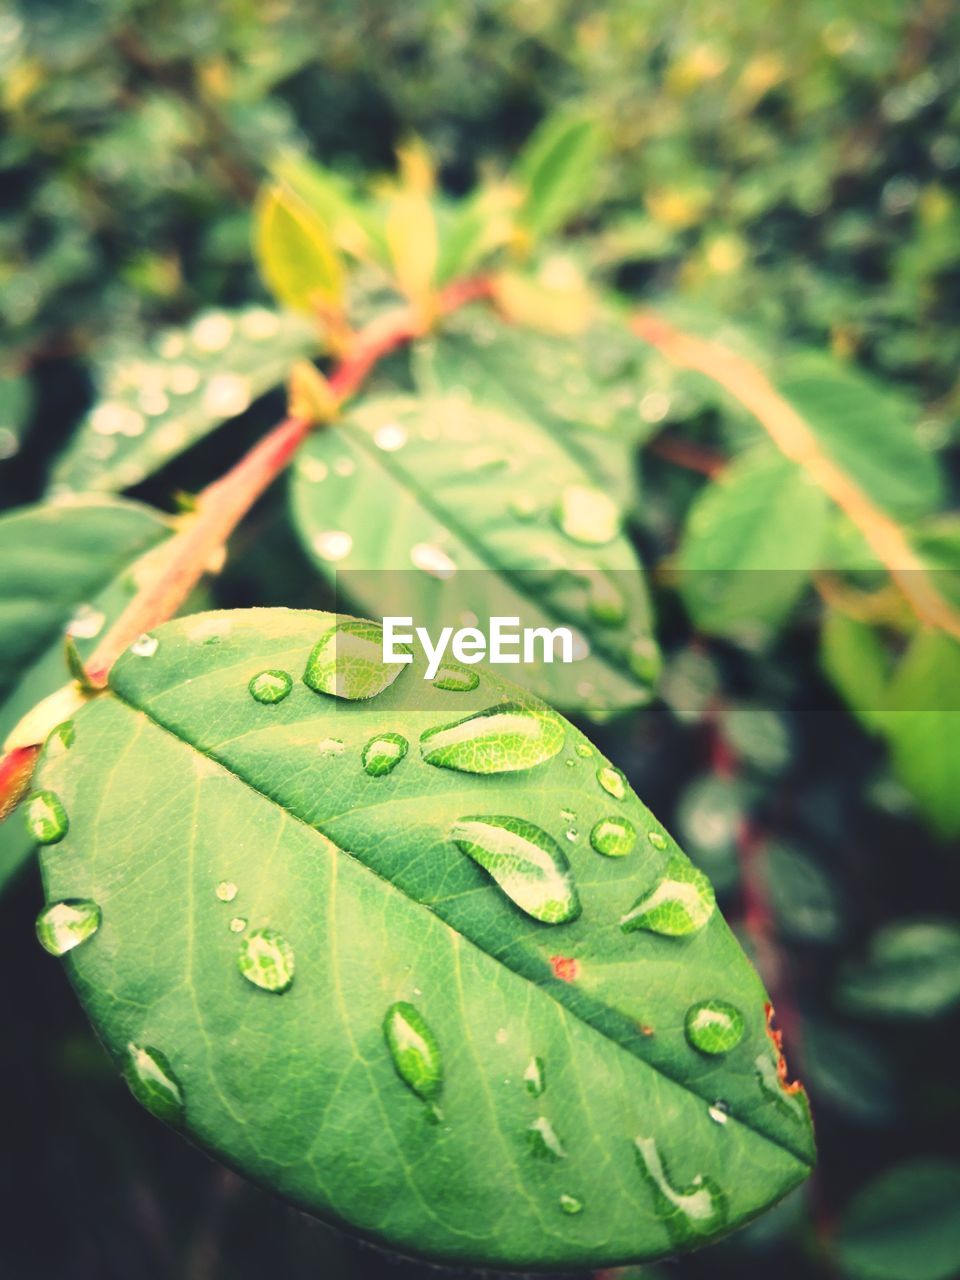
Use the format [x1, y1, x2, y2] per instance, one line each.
[632, 311, 960, 641]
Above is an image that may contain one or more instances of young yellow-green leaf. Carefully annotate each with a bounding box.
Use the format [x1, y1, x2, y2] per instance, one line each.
[50, 308, 317, 494]
[836, 1160, 960, 1280]
[253, 183, 344, 314]
[270, 154, 390, 267]
[289, 387, 659, 720]
[385, 189, 438, 307]
[0, 497, 170, 892]
[514, 112, 604, 240]
[34, 608, 813, 1271]
[678, 447, 830, 644]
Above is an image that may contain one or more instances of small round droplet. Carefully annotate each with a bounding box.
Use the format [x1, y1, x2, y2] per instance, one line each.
[555, 484, 621, 546]
[590, 816, 637, 858]
[237, 928, 295, 993]
[708, 1101, 729, 1125]
[597, 765, 627, 799]
[124, 1043, 184, 1124]
[383, 1002, 443, 1104]
[685, 1001, 745, 1055]
[621, 856, 716, 937]
[559, 1194, 584, 1216]
[131, 633, 159, 658]
[648, 830, 668, 850]
[24, 790, 68, 845]
[248, 669, 293, 704]
[36, 900, 101, 956]
[451, 816, 581, 924]
[362, 732, 409, 777]
[528, 1116, 566, 1160]
[216, 881, 238, 903]
[524, 1056, 546, 1097]
[229, 917, 247, 933]
[431, 663, 479, 692]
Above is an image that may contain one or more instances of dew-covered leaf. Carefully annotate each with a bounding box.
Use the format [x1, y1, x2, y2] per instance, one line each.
[678, 447, 830, 644]
[836, 1160, 960, 1280]
[837, 920, 960, 1020]
[50, 308, 317, 494]
[0, 497, 170, 892]
[289, 386, 659, 721]
[33, 608, 814, 1270]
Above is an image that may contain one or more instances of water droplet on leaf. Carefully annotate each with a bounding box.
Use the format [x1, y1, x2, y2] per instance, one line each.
[24, 790, 68, 844]
[131, 633, 159, 658]
[575, 743, 593, 758]
[559, 1193, 584, 1215]
[597, 765, 627, 799]
[229, 917, 247, 934]
[383, 1001, 443, 1104]
[124, 1043, 184, 1124]
[524, 1056, 546, 1097]
[450, 816, 581, 924]
[216, 881, 238, 903]
[237, 928, 295, 993]
[248, 669, 292, 704]
[362, 732, 409, 776]
[685, 1001, 745, 1055]
[304, 620, 407, 700]
[66, 603, 105, 640]
[590, 816, 636, 858]
[36, 900, 101, 956]
[648, 830, 668, 850]
[528, 1116, 566, 1160]
[431, 663, 479, 692]
[421, 702, 564, 774]
[620, 856, 716, 937]
[555, 485, 621, 546]
[634, 1136, 727, 1241]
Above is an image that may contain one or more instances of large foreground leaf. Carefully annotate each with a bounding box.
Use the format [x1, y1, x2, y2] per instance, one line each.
[290, 382, 659, 720]
[33, 608, 813, 1269]
[51, 308, 317, 494]
[0, 497, 170, 892]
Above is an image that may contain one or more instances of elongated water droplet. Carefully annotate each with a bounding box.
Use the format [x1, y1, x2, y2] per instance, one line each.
[576, 743, 593, 758]
[124, 1043, 184, 1123]
[590, 816, 636, 858]
[237, 928, 295, 993]
[411, 542, 457, 579]
[36, 900, 101, 956]
[383, 1002, 443, 1103]
[450, 816, 581, 924]
[708, 1101, 729, 1125]
[422, 702, 564, 774]
[303, 620, 407, 700]
[597, 765, 627, 799]
[24, 791, 68, 845]
[524, 1056, 546, 1097]
[634, 1136, 727, 1241]
[528, 1116, 566, 1160]
[248, 669, 292, 704]
[586, 574, 626, 625]
[131, 633, 159, 658]
[555, 485, 621, 546]
[362, 732, 409, 776]
[620, 856, 716, 937]
[216, 881, 238, 903]
[559, 1193, 584, 1215]
[431, 663, 479, 692]
[685, 1001, 745, 1055]
[648, 830, 668, 850]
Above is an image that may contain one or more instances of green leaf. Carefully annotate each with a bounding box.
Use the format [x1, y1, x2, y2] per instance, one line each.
[50, 308, 317, 494]
[0, 497, 170, 892]
[836, 1160, 960, 1280]
[883, 631, 960, 837]
[821, 611, 893, 735]
[34, 608, 814, 1270]
[424, 308, 654, 508]
[514, 112, 604, 240]
[678, 447, 830, 643]
[774, 352, 943, 521]
[253, 184, 344, 314]
[271, 153, 390, 268]
[435, 185, 517, 285]
[289, 388, 659, 720]
[837, 921, 960, 1020]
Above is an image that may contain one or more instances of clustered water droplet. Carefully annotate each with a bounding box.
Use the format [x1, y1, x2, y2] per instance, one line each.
[450, 816, 581, 924]
[36, 900, 101, 956]
[303, 620, 406, 700]
[24, 790, 68, 844]
[362, 732, 409, 777]
[248, 669, 293, 704]
[237, 928, 295, 993]
[685, 1001, 745, 1055]
[124, 1043, 184, 1124]
[421, 702, 564, 774]
[589, 816, 636, 858]
[620, 856, 716, 937]
[383, 1002, 443, 1106]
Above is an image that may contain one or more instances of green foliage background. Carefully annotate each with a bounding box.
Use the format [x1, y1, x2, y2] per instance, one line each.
[1, 1, 959, 1278]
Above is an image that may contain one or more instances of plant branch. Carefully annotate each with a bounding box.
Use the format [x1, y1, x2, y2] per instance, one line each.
[633, 311, 960, 641]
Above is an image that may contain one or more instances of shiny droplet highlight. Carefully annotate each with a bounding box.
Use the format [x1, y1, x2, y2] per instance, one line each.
[634, 1136, 727, 1241]
[528, 1116, 566, 1160]
[597, 765, 627, 799]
